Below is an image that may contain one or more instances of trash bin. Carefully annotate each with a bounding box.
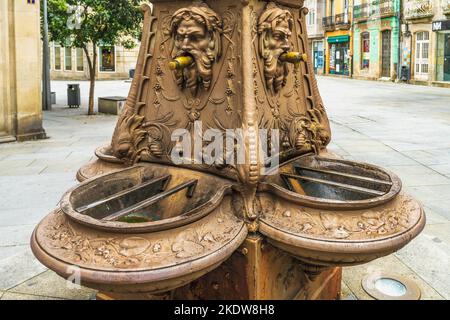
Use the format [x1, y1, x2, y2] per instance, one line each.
[67, 84, 80, 108]
[400, 66, 410, 82]
[129, 69, 135, 79]
[51, 92, 56, 105]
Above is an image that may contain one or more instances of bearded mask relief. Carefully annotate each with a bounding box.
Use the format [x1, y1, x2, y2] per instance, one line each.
[258, 4, 294, 94]
[170, 3, 222, 95]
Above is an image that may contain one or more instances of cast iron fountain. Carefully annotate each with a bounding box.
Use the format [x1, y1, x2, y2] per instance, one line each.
[31, 0, 425, 300]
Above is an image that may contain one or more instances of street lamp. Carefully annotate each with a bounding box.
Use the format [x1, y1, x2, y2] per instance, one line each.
[42, 0, 52, 111]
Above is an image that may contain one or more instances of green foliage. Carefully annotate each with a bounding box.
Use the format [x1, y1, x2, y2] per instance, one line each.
[43, 0, 143, 50]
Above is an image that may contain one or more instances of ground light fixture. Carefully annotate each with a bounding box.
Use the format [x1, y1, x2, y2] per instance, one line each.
[362, 273, 421, 300]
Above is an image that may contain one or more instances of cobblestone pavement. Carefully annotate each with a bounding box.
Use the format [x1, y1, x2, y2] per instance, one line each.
[0, 78, 449, 300]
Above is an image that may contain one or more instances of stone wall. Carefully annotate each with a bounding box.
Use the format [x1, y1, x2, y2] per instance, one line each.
[0, 0, 45, 142]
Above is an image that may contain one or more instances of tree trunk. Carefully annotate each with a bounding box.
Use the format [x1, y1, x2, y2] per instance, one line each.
[83, 44, 97, 115]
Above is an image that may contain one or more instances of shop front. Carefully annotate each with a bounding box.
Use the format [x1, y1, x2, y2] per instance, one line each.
[312, 40, 325, 74]
[433, 20, 450, 82]
[327, 35, 350, 76]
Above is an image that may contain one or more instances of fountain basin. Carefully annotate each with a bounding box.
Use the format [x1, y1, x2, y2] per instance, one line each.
[66, 163, 233, 233]
[31, 196, 247, 294]
[259, 156, 425, 267]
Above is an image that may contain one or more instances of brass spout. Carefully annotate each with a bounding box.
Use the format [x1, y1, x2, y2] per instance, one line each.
[169, 55, 194, 70]
[279, 52, 308, 65]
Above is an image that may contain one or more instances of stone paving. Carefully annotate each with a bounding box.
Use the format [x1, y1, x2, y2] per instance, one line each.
[0, 78, 449, 300]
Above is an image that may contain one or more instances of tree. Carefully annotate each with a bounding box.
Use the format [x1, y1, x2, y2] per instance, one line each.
[43, 0, 143, 115]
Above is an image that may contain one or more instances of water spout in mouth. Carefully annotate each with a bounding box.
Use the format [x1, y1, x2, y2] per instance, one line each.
[169, 54, 194, 71]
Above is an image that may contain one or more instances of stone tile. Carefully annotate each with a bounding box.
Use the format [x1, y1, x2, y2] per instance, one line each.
[395, 232, 450, 300]
[343, 255, 445, 300]
[340, 281, 357, 300]
[0, 225, 35, 247]
[387, 165, 441, 176]
[4, 151, 71, 161]
[402, 150, 450, 166]
[422, 223, 450, 247]
[0, 207, 53, 227]
[0, 173, 76, 210]
[430, 164, 450, 176]
[423, 207, 449, 225]
[345, 151, 418, 167]
[0, 245, 28, 261]
[0, 159, 35, 169]
[0, 165, 47, 176]
[419, 199, 450, 220]
[0, 248, 47, 290]
[1, 292, 62, 300]
[10, 270, 97, 300]
[405, 185, 450, 202]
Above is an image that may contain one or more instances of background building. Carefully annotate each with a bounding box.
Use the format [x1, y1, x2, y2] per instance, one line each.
[306, 0, 326, 74]
[400, 0, 450, 86]
[353, 0, 401, 80]
[0, 0, 45, 143]
[50, 42, 139, 80]
[323, 0, 353, 76]
[433, 0, 450, 83]
[401, 0, 435, 84]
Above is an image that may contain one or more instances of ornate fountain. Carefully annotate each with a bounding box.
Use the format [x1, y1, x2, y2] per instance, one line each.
[31, 0, 425, 300]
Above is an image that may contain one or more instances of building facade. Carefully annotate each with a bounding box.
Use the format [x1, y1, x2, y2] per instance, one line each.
[401, 0, 450, 86]
[353, 0, 401, 80]
[306, 0, 326, 74]
[323, 0, 354, 76]
[50, 42, 139, 81]
[433, 1, 450, 83]
[0, 0, 45, 143]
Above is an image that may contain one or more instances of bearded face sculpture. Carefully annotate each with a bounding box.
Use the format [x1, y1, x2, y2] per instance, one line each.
[170, 4, 222, 95]
[258, 5, 294, 94]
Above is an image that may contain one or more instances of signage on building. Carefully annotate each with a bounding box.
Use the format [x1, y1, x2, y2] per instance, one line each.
[432, 20, 450, 32]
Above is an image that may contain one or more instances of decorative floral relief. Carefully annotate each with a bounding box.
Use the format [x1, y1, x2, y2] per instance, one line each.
[38, 202, 243, 271]
[260, 194, 420, 241]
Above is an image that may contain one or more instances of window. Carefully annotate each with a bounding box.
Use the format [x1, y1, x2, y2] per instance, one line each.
[76, 48, 84, 72]
[308, 9, 316, 26]
[99, 46, 116, 72]
[361, 32, 370, 69]
[65, 48, 72, 71]
[54, 46, 61, 70]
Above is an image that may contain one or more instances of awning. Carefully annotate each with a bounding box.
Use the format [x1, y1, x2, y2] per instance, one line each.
[327, 35, 350, 43]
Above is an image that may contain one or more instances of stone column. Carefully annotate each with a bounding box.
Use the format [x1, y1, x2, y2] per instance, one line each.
[0, 0, 46, 143]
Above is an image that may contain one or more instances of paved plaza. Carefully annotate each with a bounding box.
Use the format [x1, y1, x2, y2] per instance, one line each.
[0, 77, 449, 300]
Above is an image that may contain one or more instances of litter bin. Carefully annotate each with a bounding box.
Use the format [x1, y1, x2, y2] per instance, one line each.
[67, 84, 80, 108]
[51, 92, 56, 105]
[129, 69, 135, 79]
[400, 66, 410, 82]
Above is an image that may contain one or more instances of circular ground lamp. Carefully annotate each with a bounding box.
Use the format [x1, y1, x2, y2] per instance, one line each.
[31, 0, 425, 300]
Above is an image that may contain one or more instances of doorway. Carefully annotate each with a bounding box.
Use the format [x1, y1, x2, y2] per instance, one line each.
[415, 31, 430, 80]
[329, 42, 349, 76]
[381, 30, 391, 78]
[445, 34, 450, 81]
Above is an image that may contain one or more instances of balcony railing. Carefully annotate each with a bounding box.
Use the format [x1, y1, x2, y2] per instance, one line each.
[443, 0, 450, 15]
[371, 0, 396, 17]
[322, 16, 335, 31]
[404, 0, 434, 20]
[353, 3, 369, 21]
[353, 0, 396, 22]
[335, 13, 351, 29]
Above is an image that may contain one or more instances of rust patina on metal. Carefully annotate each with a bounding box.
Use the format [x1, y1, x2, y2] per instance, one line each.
[31, 0, 425, 300]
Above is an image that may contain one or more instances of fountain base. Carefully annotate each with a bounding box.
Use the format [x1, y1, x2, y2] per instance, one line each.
[96, 234, 342, 300]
